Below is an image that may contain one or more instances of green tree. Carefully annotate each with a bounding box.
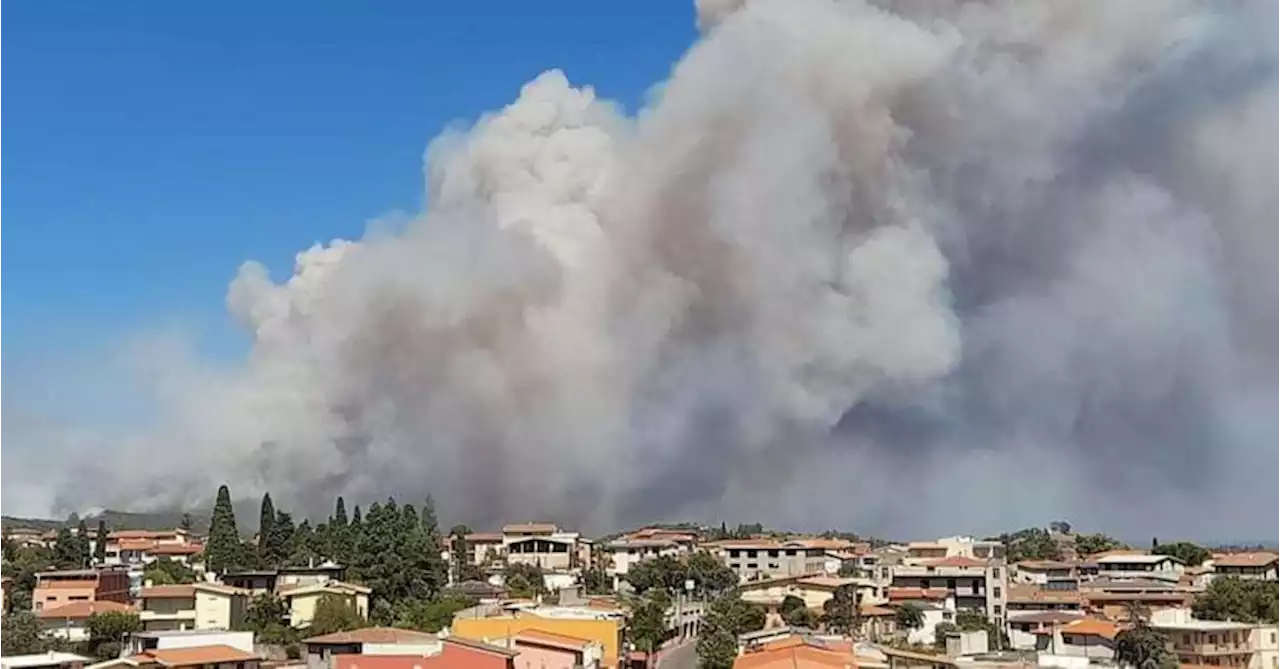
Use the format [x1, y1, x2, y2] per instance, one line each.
[628, 590, 672, 654]
[1193, 576, 1279, 623]
[838, 561, 863, 577]
[269, 510, 296, 567]
[781, 595, 817, 628]
[822, 585, 859, 636]
[2, 611, 47, 655]
[53, 526, 81, 569]
[3, 545, 54, 613]
[309, 594, 366, 636]
[686, 551, 738, 595]
[413, 497, 449, 597]
[286, 520, 320, 567]
[996, 528, 1060, 562]
[86, 610, 141, 661]
[696, 593, 765, 669]
[93, 520, 108, 565]
[75, 519, 92, 567]
[180, 513, 193, 534]
[206, 484, 243, 574]
[1115, 624, 1177, 669]
[626, 554, 687, 595]
[896, 602, 925, 632]
[449, 525, 471, 585]
[394, 596, 478, 633]
[1075, 533, 1125, 556]
[257, 493, 277, 567]
[1152, 542, 1211, 567]
[504, 562, 546, 598]
[143, 557, 197, 585]
[1049, 521, 1072, 535]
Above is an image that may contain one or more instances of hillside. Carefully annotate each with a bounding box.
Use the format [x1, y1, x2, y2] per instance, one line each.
[1, 509, 211, 534]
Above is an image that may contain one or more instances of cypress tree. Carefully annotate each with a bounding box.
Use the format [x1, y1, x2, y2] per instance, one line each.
[257, 493, 276, 566]
[94, 520, 108, 564]
[333, 497, 348, 528]
[206, 484, 241, 574]
[75, 519, 91, 567]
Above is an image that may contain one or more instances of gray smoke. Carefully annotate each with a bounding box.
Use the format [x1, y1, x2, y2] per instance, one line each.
[13, 0, 1277, 539]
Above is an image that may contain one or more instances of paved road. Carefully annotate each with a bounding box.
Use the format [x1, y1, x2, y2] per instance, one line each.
[656, 638, 698, 669]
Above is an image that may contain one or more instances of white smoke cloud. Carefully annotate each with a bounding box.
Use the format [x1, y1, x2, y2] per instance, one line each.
[6, 0, 1275, 538]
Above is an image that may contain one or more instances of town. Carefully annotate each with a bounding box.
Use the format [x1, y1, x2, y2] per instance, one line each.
[1, 488, 1276, 669]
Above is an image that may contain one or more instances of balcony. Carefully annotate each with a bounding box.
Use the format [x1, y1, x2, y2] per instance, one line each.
[1172, 642, 1251, 656]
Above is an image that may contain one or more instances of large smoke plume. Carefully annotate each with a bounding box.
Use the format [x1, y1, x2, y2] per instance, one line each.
[11, 0, 1277, 538]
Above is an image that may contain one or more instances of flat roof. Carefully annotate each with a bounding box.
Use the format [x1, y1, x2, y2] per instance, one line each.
[1096, 554, 1182, 565]
[2, 653, 93, 669]
[1151, 619, 1254, 631]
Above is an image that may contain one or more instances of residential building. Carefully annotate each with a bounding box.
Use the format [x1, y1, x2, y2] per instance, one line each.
[303, 627, 446, 669]
[32, 567, 131, 612]
[102, 530, 200, 568]
[126, 630, 256, 656]
[1094, 554, 1185, 583]
[1150, 608, 1280, 669]
[1004, 585, 1084, 615]
[330, 638, 521, 669]
[935, 537, 1007, 562]
[740, 575, 883, 613]
[1, 653, 92, 669]
[503, 629, 605, 669]
[601, 535, 691, 578]
[1213, 554, 1280, 582]
[452, 606, 626, 669]
[708, 539, 828, 582]
[220, 562, 347, 596]
[1081, 576, 1192, 621]
[1011, 562, 1080, 588]
[136, 583, 250, 632]
[37, 601, 136, 642]
[1032, 618, 1118, 660]
[1006, 611, 1086, 650]
[733, 633, 896, 669]
[461, 533, 505, 566]
[280, 580, 371, 629]
[889, 557, 1008, 631]
[502, 523, 581, 572]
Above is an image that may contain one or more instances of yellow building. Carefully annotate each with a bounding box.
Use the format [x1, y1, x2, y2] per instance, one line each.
[281, 581, 371, 629]
[137, 583, 250, 632]
[453, 609, 625, 668]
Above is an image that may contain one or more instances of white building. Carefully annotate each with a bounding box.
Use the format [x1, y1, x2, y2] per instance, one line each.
[1094, 554, 1184, 583]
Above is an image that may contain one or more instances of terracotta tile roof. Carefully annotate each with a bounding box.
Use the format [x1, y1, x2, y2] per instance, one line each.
[36, 600, 135, 619]
[149, 544, 203, 556]
[303, 626, 438, 645]
[888, 587, 950, 601]
[514, 629, 594, 650]
[1214, 552, 1279, 568]
[921, 556, 989, 568]
[117, 539, 158, 551]
[132, 644, 259, 666]
[796, 576, 859, 590]
[36, 579, 97, 589]
[193, 583, 252, 597]
[708, 539, 782, 549]
[787, 539, 854, 550]
[1035, 618, 1118, 640]
[139, 585, 196, 599]
[465, 532, 503, 542]
[735, 644, 855, 669]
[1086, 549, 1148, 560]
[110, 530, 178, 539]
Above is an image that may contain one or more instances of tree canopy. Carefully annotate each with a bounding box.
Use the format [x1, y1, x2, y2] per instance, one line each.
[1152, 541, 1212, 567]
[309, 594, 366, 636]
[1075, 533, 1126, 556]
[1115, 625, 1177, 669]
[696, 592, 767, 669]
[1193, 576, 1279, 623]
[625, 550, 737, 597]
[896, 603, 925, 631]
[206, 484, 244, 574]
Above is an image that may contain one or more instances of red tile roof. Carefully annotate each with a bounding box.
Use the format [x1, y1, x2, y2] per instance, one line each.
[139, 585, 196, 599]
[36, 600, 135, 619]
[888, 587, 950, 601]
[1035, 618, 1118, 641]
[515, 629, 594, 650]
[132, 644, 259, 667]
[1214, 552, 1278, 568]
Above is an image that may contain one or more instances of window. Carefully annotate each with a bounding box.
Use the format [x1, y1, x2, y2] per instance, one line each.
[994, 586, 1002, 598]
[994, 604, 1002, 615]
[947, 579, 957, 590]
[993, 567, 1001, 578]
[921, 579, 930, 589]
[746, 550, 758, 558]
[1271, 633, 1276, 644]
[70, 596, 89, 601]
[1210, 635, 1218, 645]
[747, 563, 758, 569]
[768, 550, 779, 558]
[729, 550, 740, 558]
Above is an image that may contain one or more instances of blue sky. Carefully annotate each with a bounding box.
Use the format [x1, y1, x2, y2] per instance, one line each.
[3, 1, 696, 423]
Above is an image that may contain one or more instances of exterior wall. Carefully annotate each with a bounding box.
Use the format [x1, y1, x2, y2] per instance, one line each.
[129, 630, 256, 654]
[513, 643, 583, 669]
[288, 591, 368, 628]
[908, 607, 954, 646]
[140, 594, 197, 631]
[1097, 558, 1184, 582]
[1035, 633, 1115, 659]
[453, 616, 622, 668]
[717, 546, 826, 581]
[194, 591, 246, 630]
[1216, 565, 1280, 582]
[1251, 626, 1279, 669]
[1159, 625, 1257, 669]
[33, 582, 96, 611]
[890, 564, 1008, 629]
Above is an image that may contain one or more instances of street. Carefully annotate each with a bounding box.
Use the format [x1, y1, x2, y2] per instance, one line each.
[656, 638, 699, 669]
